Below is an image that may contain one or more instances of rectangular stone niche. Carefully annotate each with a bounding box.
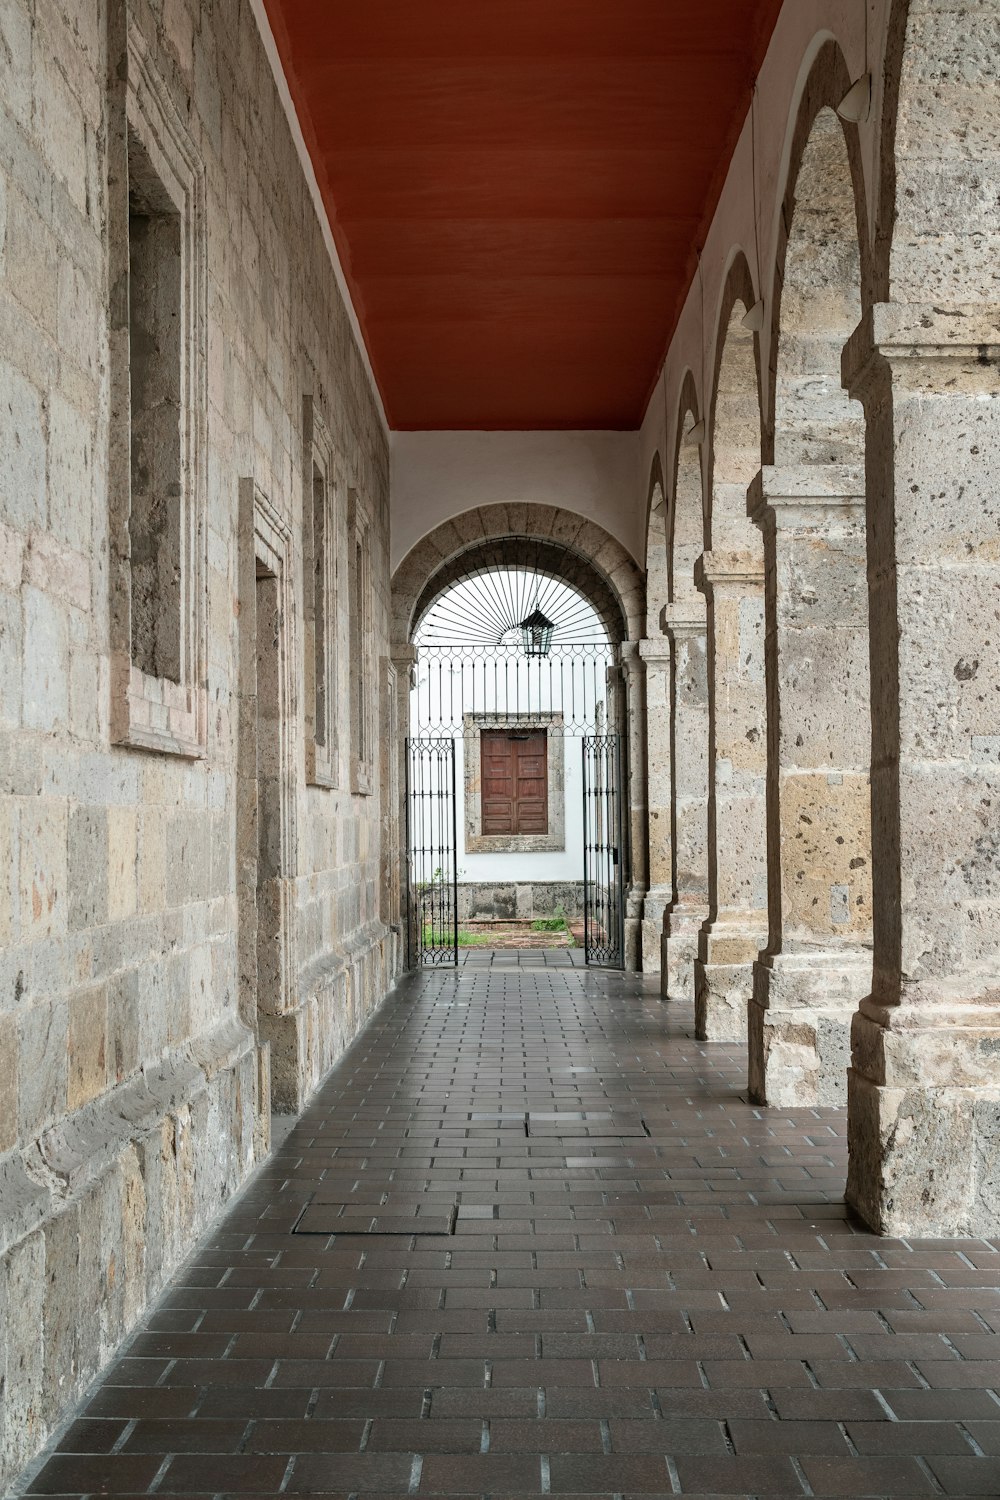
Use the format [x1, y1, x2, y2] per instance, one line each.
[348, 489, 375, 794]
[303, 395, 341, 787]
[108, 21, 207, 757]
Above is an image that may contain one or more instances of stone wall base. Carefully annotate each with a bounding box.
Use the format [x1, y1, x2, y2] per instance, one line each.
[456, 882, 583, 924]
[749, 951, 871, 1107]
[0, 1018, 257, 1494]
[268, 923, 400, 1113]
[847, 1008, 1000, 1237]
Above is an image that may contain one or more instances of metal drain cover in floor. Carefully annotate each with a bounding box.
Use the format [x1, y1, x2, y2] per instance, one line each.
[294, 1202, 457, 1235]
[525, 1112, 649, 1137]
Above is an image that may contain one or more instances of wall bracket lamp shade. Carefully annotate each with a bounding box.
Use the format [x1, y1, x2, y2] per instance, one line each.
[682, 419, 706, 448]
[519, 607, 556, 657]
[837, 73, 871, 123]
[741, 299, 765, 333]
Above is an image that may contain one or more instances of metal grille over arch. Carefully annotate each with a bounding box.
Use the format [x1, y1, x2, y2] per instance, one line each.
[391, 505, 644, 651]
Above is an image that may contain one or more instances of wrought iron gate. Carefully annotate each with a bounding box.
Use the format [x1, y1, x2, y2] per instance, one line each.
[406, 735, 459, 965]
[581, 732, 625, 969]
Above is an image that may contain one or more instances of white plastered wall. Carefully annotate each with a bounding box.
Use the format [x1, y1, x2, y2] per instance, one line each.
[390, 430, 643, 572]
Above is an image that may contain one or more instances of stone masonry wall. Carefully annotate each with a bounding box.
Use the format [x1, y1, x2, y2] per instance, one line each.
[457, 882, 584, 924]
[0, 0, 396, 1487]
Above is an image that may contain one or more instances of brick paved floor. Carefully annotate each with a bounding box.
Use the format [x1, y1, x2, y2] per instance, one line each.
[18, 960, 1000, 1497]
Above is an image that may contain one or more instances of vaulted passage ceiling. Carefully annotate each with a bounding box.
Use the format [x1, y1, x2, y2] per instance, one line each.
[262, 0, 784, 430]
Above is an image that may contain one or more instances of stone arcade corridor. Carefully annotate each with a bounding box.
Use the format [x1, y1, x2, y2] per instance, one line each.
[19, 963, 1000, 1498]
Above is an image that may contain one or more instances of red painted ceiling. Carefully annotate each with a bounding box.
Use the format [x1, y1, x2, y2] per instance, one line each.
[262, 0, 784, 430]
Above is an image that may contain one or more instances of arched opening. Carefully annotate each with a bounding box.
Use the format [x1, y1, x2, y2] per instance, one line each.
[640, 457, 674, 972]
[661, 390, 710, 1000]
[694, 271, 767, 1041]
[750, 80, 873, 1108]
[391, 507, 645, 973]
[644, 462, 669, 637]
[773, 106, 865, 466]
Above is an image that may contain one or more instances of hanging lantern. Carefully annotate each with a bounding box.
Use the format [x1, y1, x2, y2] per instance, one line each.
[519, 607, 555, 658]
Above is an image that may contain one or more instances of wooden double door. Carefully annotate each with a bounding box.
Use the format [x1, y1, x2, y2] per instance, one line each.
[481, 729, 548, 837]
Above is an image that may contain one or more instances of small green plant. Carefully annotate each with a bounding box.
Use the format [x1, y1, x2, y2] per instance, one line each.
[422, 923, 490, 947]
[530, 906, 569, 930]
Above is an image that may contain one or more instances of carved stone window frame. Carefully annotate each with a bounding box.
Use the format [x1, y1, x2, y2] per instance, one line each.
[303, 396, 341, 788]
[348, 488, 375, 795]
[108, 18, 208, 758]
[463, 712, 566, 854]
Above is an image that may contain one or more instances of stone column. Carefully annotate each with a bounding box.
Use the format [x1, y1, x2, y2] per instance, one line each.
[693, 551, 768, 1039]
[620, 642, 649, 972]
[748, 467, 872, 1106]
[391, 645, 416, 967]
[661, 604, 709, 999]
[638, 636, 672, 972]
[843, 303, 1000, 1236]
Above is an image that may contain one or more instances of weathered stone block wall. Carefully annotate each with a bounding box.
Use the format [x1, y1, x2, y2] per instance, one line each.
[0, 0, 396, 1486]
[456, 882, 584, 923]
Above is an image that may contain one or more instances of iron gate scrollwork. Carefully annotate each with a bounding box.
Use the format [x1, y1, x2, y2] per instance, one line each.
[582, 732, 625, 969]
[406, 735, 459, 966]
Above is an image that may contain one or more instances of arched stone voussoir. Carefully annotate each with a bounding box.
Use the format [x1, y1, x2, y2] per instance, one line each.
[391, 504, 644, 646]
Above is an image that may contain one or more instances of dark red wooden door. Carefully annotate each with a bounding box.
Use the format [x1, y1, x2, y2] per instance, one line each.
[481, 731, 548, 835]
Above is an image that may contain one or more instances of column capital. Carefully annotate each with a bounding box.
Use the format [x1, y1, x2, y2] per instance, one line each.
[843, 302, 1000, 403]
[694, 549, 764, 591]
[748, 465, 865, 532]
[638, 635, 672, 668]
[390, 643, 417, 667]
[660, 602, 706, 639]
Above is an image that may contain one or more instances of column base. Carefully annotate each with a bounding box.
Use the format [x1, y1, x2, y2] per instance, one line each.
[662, 904, 705, 1001]
[694, 918, 765, 1041]
[623, 916, 642, 973]
[623, 886, 647, 973]
[640, 888, 670, 974]
[749, 950, 871, 1107]
[847, 1004, 1000, 1237]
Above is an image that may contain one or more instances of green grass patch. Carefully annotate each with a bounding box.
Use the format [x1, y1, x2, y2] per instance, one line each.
[530, 915, 568, 932]
[422, 925, 491, 948]
[457, 929, 491, 946]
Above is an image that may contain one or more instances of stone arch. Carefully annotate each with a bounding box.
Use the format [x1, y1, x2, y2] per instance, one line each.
[392, 504, 644, 648]
[643, 453, 668, 636]
[880, 0, 1000, 306]
[668, 371, 704, 606]
[748, 43, 875, 1110]
[695, 250, 768, 1041]
[768, 41, 870, 465]
[391, 503, 648, 974]
[705, 252, 765, 551]
[661, 371, 711, 1003]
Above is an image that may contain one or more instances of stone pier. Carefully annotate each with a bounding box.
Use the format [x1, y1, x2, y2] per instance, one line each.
[749, 465, 872, 1106]
[844, 304, 1000, 1236]
[661, 604, 709, 999]
[693, 550, 768, 1039]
